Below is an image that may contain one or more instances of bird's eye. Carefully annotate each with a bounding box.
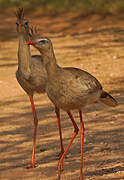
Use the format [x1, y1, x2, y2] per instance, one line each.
[39, 40, 47, 45]
[24, 21, 28, 26]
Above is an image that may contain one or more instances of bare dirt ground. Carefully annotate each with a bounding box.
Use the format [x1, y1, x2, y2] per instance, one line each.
[0, 12, 124, 180]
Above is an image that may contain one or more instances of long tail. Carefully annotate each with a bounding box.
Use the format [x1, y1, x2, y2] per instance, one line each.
[100, 91, 118, 107]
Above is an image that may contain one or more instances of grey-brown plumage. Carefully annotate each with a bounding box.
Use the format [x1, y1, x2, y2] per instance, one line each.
[16, 54, 47, 96]
[27, 31, 118, 179]
[100, 91, 117, 107]
[46, 67, 117, 110]
[16, 9, 47, 97]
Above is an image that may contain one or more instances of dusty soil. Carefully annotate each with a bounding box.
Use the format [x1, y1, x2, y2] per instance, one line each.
[0, 12, 124, 180]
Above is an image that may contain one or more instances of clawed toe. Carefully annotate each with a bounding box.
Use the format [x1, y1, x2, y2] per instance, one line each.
[25, 164, 36, 169]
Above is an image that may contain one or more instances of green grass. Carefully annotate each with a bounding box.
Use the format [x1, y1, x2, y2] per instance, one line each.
[1, 0, 124, 15]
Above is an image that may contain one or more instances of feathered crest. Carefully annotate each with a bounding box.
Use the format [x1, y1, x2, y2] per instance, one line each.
[29, 26, 40, 38]
[15, 8, 24, 20]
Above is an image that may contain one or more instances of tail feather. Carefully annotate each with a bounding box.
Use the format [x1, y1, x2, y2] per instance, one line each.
[100, 91, 118, 107]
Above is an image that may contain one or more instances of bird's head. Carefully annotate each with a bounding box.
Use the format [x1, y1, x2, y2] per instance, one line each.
[27, 26, 52, 55]
[15, 8, 29, 34]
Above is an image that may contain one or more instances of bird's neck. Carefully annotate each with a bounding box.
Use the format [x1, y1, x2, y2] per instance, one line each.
[41, 49, 59, 78]
[17, 33, 31, 79]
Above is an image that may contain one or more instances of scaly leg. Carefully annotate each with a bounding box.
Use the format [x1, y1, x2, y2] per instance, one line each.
[26, 96, 38, 168]
[55, 107, 64, 159]
[58, 111, 79, 179]
[79, 110, 84, 180]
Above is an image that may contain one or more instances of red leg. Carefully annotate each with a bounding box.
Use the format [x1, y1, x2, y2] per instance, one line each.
[55, 107, 64, 159]
[26, 96, 38, 168]
[79, 110, 84, 180]
[58, 111, 79, 179]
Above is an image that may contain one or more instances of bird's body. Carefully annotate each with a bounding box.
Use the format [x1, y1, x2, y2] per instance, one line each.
[46, 66, 102, 111]
[16, 54, 47, 96]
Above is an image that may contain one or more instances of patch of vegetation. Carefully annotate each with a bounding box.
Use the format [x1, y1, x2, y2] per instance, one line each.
[1, 0, 124, 15]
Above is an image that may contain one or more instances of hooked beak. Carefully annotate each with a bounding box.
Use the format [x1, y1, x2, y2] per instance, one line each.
[26, 40, 34, 45]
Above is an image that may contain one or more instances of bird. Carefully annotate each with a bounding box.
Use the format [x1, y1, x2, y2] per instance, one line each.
[26, 27, 117, 179]
[15, 8, 46, 168]
[15, 8, 65, 168]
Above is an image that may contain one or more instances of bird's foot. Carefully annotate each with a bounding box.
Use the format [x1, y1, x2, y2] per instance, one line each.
[58, 159, 64, 172]
[58, 173, 61, 180]
[58, 161, 63, 180]
[25, 163, 36, 169]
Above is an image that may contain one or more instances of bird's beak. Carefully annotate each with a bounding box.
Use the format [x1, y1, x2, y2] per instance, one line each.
[16, 23, 22, 33]
[19, 23, 22, 27]
[26, 40, 34, 45]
